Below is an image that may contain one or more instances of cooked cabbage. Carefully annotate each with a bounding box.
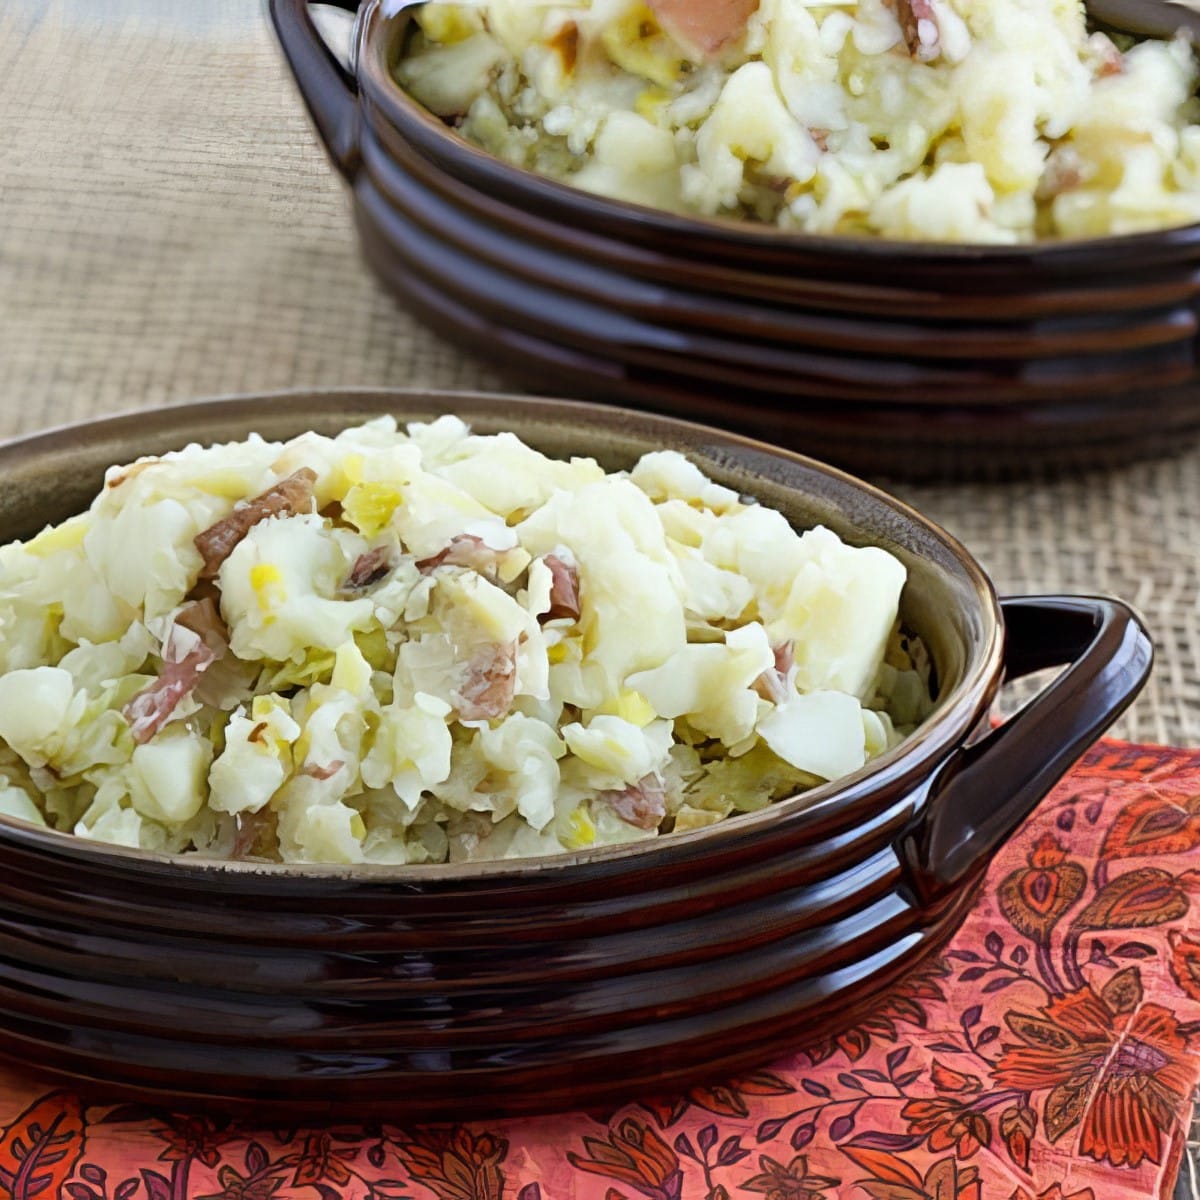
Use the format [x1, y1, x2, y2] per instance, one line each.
[396, 0, 1200, 241]
[0, 416, 932, 864]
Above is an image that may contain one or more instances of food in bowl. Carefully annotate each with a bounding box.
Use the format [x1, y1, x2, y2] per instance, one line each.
[0, 417, 931, 865]
[395, 0, 1200, 242]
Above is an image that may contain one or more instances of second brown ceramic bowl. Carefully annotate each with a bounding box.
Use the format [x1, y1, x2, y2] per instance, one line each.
[0, 390, 1152, 1117]
[269, 0, 1200, 479]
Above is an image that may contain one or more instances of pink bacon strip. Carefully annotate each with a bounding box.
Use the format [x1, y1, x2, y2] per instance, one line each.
[232, 809, 275, 860]
[194, 468, 318, 580]
[754, 643, 795, 707]
[343, 546, 394, 592]
[887, 0, 941, 62]
[416, 534, 505, 579]
[123, 640, 217, 745]
[453, 641, 518, 722]
[597, 775, 668, 832]
[175, 595, 229, 657]
[301, 760, 346, 782]
[648, 0, 759, 58]
[541, 554, 581, 624]
[1089, 33, 1124, 78]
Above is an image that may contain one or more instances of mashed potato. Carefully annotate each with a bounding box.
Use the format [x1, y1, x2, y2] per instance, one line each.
[0, 417, 931, 865]
[395, 0, 1200, 241]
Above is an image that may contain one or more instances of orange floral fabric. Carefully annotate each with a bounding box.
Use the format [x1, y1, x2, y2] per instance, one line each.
[5, 740, 1200, 1200]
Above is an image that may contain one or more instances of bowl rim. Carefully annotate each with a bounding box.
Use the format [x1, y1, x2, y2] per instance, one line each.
[0, 387, 1004, 882]
[359, 0, 1200, 261]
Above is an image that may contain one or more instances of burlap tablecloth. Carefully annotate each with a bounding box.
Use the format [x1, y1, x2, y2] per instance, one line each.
[2, 4, 1200, 1191]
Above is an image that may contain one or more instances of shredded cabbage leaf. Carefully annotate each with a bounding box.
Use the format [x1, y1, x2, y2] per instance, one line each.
[397, 0, 1200, 243]
[0, 417, 932, 864]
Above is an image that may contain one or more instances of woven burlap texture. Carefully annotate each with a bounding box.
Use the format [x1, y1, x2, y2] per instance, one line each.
[1, 0, 1198, 748]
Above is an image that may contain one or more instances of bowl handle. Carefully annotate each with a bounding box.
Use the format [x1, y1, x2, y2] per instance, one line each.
[268, 0, 362, 179]
[901, 595, 1153, 906]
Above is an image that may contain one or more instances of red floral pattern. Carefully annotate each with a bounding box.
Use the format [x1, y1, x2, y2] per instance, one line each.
[0, 740, 1198, 1200]
[994, 972, 1194, 1167]
[568, 1119, 682, 1200]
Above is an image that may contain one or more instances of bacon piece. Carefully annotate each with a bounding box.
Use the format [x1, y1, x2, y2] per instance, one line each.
[186, 577, 223, 609]
[416, 534, 503, 579]
[450, 811, 496, 860]
[757, 173, 792, 194]
[886, 0, 940, 63]
[123, 640, 216, 745]
[192, 647, 258, 710]
[754, 643, 794, 706]
[541, 554, 581, 624]
[175, 596, 229, 658]
[194, 468, 318, 579]
[1037, 148, 1085, 202]
[301, 760, 346, 782]
[597, 775, 668, 832]
[453, 642, 517, 722]
[232, 808, 277, 861]
[343, 546, 394, 592]
[773, 642, 794, 676]
[1088, 32, 1124, 78]
[648, 0, 758, 58]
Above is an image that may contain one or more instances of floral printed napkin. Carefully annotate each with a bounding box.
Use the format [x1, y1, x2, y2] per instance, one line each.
[3, 741, 1199, 1200]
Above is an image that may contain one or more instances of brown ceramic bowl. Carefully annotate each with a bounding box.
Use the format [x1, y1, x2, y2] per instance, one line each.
[0, 390, 1151, 1118]
[269, 0, 1200, 479]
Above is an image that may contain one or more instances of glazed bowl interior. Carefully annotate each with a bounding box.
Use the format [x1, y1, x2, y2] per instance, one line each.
[361, 0, 1200, 260]
[0, 390, 999, 877]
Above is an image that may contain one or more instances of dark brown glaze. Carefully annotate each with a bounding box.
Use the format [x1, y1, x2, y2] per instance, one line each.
[0, 391, 1152, 1116]
[269, 0, 1200, 479]
[352, 166, 1193, 403]
[355, 239, 1200, 479]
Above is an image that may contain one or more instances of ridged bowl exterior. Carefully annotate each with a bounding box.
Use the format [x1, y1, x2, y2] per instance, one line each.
[274, 0, 1200, 478]
[0, 391, 1149, 1117]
